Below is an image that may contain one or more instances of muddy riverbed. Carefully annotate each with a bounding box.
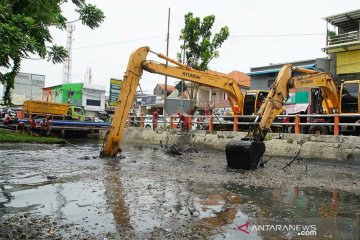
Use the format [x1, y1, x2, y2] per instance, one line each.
[0, 140, 359, 239]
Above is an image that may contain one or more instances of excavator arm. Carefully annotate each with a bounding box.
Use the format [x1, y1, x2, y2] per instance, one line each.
[142, 61, 245, 115]
[252, 64, 340, 141]
[100, 47, 247, 157]
[100, 47, 149, 157]
[226, 64, 340, 169]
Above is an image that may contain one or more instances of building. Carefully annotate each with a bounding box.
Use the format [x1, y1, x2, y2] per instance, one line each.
[249, 59, 331, 90]
[82, 84, 106, 111]
[139, 84, 191, 115]
[43, 83, 83, 106]
[153, 84, 175, 96]
[7, 72, 45, 105]
[249, 58, 331, 114]
[196, 70, 250, 111]
[43, 83, 106, 112]
[323, 9, 360, 81]
[139, 69, 251, 115]
[247, 9, 360, 115]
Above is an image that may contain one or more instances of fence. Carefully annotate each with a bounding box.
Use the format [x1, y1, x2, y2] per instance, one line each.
[328, 31, 360, 45]
[125, 114, 360, 136]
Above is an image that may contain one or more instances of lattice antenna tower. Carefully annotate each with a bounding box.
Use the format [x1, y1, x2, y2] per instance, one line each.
[62, 24, 75, 84]
[84, 67, 93, 84]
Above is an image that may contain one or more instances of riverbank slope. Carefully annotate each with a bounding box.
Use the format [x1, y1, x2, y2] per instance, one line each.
[120, 128, 360, 164]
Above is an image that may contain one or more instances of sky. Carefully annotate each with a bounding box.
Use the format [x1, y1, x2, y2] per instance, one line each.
[18, 0, 360, 95]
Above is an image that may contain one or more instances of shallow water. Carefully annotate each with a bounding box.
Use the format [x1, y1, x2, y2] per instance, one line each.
[0, 140, 359, 239]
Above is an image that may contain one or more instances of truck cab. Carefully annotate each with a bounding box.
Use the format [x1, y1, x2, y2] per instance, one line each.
[68, 106, 85, 121]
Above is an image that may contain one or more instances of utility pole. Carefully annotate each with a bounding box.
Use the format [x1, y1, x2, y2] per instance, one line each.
[180, 39, 185, 112]
[164, 8, 170, 129]
[62, 24, 75, 84]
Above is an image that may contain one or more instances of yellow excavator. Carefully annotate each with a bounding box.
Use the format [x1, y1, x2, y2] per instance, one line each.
[226, 64, 360, 169]
[100, 46, 268, 157]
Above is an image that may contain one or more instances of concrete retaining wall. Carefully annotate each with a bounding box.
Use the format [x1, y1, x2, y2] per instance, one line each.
[120, 128, 360, 164]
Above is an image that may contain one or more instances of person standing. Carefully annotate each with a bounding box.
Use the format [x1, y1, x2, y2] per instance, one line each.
[196, 117, 202, 130]
[39, 119, 46, 136]
[152, 109, 160, 130]
[45, 119, 52, 136]
[281, 111, 290, 133]
[29, 118, 37, 134]
[3, 114, 10, 125]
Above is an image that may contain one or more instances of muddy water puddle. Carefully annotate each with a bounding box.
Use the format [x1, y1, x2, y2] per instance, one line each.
[0, 141, 359, 239]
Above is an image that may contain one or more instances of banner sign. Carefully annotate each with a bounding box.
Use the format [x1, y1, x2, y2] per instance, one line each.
[141, 95, 157, 105]
[109, 79, 122, 106]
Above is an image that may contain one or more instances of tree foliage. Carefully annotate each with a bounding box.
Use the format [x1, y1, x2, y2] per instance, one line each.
[177, 12, 229, 109]
[0, 0, 105, 105]
[178, 12, 229, 71]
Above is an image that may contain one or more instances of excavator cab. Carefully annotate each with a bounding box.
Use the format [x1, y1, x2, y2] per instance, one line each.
[340, 81, 360, 114]
[243, 90, 269, 115]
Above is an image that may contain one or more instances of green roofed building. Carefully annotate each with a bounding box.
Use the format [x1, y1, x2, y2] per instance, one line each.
[43, 83, 106, 111]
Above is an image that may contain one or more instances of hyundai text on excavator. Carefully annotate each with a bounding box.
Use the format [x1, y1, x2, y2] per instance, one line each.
[100, 46, 268, 157]
[226, 64, 360, 170]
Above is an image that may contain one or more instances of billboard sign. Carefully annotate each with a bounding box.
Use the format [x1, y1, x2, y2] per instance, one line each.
[141, 95, 157, 106]
[109, 79, 122, 106]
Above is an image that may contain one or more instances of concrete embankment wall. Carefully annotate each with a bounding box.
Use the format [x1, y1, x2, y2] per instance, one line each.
[120, 128, 360, 164]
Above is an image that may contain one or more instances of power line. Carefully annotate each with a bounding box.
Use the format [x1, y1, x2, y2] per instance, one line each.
[73, 35, 166, 50]
[230, 33, 326, 38]
[73, 32, 325, 50]
[170, 33, 325, 38]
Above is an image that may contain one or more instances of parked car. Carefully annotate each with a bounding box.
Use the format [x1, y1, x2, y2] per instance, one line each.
[0, 107, 17, 118]
[85, 116, 104, 122]
[97, 111, 109, 122]
[201, 116, 234, 131]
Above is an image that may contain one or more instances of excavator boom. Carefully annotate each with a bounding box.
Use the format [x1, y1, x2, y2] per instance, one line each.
[100, 47, 149, 157]
[100, 47, 250, 157]
[226, 64, 341, 169]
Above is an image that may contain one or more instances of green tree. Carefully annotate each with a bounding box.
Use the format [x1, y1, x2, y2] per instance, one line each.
[177, 12, 229, 110]
[0, 0, 105, 105]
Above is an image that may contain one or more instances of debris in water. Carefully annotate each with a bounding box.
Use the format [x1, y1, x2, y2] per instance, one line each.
[164, 144, 182, 156]
[46, 176, 57, 180]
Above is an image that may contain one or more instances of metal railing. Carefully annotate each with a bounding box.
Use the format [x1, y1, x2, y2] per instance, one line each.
[126, 113, 360, 136]
[328, 31, 360, 45]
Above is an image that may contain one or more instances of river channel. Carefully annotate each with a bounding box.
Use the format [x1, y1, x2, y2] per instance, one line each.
[0, 140, 359, 239]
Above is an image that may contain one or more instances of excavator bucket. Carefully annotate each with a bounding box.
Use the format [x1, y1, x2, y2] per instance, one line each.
[225, 139, 265, 170]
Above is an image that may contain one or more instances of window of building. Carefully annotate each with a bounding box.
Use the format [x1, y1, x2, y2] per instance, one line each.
[86, 99, 101, 106]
